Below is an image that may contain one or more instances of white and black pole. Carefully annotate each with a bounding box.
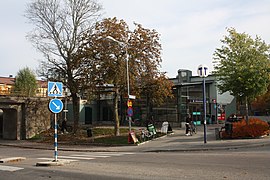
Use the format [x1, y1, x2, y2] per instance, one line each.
[197, 65, 209, 144]
[54, 113, 58, 161]
[48, 81, 64, 162]
[49, 98, 63, 161]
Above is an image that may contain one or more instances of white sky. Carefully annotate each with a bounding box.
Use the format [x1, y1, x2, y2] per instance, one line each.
[0, 0, 269, 78]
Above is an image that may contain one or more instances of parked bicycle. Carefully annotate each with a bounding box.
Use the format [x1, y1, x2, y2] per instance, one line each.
[186, 121, 196, 136]
[139, 124, 157, 142]
[190, 121, 196, 135]
[139, 128, 149, 142]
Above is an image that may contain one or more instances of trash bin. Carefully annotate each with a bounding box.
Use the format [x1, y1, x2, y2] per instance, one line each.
[215, 128, 220, 140]
[87, 128, 93, 137]
[225, 123, 233, 135]
[161, 122, 169, 134]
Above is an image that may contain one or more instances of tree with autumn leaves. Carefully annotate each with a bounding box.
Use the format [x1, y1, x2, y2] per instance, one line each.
[251, 85, 270, 115]
[83, 18, 173, 135]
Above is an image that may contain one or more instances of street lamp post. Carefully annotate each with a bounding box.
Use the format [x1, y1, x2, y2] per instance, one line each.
[197, 64, 209, 144]
[106, 36, 130, 95]
[106, 36, 132, 132]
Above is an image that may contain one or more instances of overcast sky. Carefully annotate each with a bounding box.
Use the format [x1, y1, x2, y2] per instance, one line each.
[0, 0, 269, 78]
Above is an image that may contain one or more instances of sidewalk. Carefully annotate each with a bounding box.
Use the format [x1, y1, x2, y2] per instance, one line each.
[0, 125, 269, 152]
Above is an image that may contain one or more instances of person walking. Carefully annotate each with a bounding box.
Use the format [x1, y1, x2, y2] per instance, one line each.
[61, 119, 68, 134]
[186, 114, 192, 136]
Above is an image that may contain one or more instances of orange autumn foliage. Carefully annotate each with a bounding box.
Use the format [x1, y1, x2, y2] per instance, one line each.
[222, 118, 270, 139]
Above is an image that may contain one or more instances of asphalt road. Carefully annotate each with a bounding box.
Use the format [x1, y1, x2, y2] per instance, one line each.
[0, 145, 270, 180]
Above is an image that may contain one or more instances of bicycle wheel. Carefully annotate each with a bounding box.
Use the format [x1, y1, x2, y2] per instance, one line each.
[189, 126, 193, 136]
[193, 126, 197, 134]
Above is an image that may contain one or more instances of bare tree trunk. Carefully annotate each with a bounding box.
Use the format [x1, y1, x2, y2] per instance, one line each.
[146, 94, 150, 124]
[114, 88, 120, 136]
[146, 94, 154, 126]
[245, 96, 249, 124]
[71, 93, 80, 134]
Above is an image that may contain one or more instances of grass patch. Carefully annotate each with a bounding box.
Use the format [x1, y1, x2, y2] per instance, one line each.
[29, 134, 42, 140]
[92, 128, 130, 137]
[94, 135, 129, 145]
[29, 126, 167, 145]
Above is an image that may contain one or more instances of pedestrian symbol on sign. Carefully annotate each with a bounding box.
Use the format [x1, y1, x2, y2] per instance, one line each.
[48, 82, 63, 97]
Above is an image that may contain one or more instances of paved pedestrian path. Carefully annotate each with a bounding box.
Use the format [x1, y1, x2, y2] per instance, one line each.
[0, 125, 269, 153]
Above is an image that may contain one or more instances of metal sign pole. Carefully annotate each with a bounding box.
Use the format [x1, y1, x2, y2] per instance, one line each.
[128, 117, 132, 132]
[203, 77, 207, 143]
[54, 113, 58, 162]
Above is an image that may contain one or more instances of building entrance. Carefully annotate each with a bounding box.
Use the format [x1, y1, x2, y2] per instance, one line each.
[188, 103, 203, 125]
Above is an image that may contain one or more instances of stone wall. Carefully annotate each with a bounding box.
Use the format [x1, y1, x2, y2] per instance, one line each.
[24, 98, 51, 139]
[0, 97, 51, 140]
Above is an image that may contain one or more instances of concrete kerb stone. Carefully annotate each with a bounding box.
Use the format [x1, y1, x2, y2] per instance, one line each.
[137, 132, 173, 146]
[142, 136, 270, 152]
[36, 159, 71, 167]
[0, 157, 26, 163]
[143, 143, 270, 153]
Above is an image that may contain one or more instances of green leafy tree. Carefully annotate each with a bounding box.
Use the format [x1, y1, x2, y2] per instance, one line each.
[14, 67, 38, 97]
[213, 28, 270, 122]
[25, 0, 102, 133]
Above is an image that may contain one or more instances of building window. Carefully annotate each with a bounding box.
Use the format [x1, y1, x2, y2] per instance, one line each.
[181, 71, 187, 77]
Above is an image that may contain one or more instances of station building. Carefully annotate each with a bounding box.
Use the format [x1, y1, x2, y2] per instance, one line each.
[170, 69, 235, 127]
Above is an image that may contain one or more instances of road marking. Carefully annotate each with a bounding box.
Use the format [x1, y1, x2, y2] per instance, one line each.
[0, 165, 24, 172]
[58, 156, 95, 160]
[70, 154, 110, 158]
[78, 152, 136, 156]
[37, 152, 136, 162]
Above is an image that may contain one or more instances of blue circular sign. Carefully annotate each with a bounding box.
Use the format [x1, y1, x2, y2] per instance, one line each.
[49, 98, 63, 113]
[127, 107, 133, 117]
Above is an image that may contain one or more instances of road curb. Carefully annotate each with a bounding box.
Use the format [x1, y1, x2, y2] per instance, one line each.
[137, 132, 174, 146]
[143, 142, 270, 152]
[1, 141, 270, 153]
[0, 157, 26, 163]
[36, 159, 71, 166]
